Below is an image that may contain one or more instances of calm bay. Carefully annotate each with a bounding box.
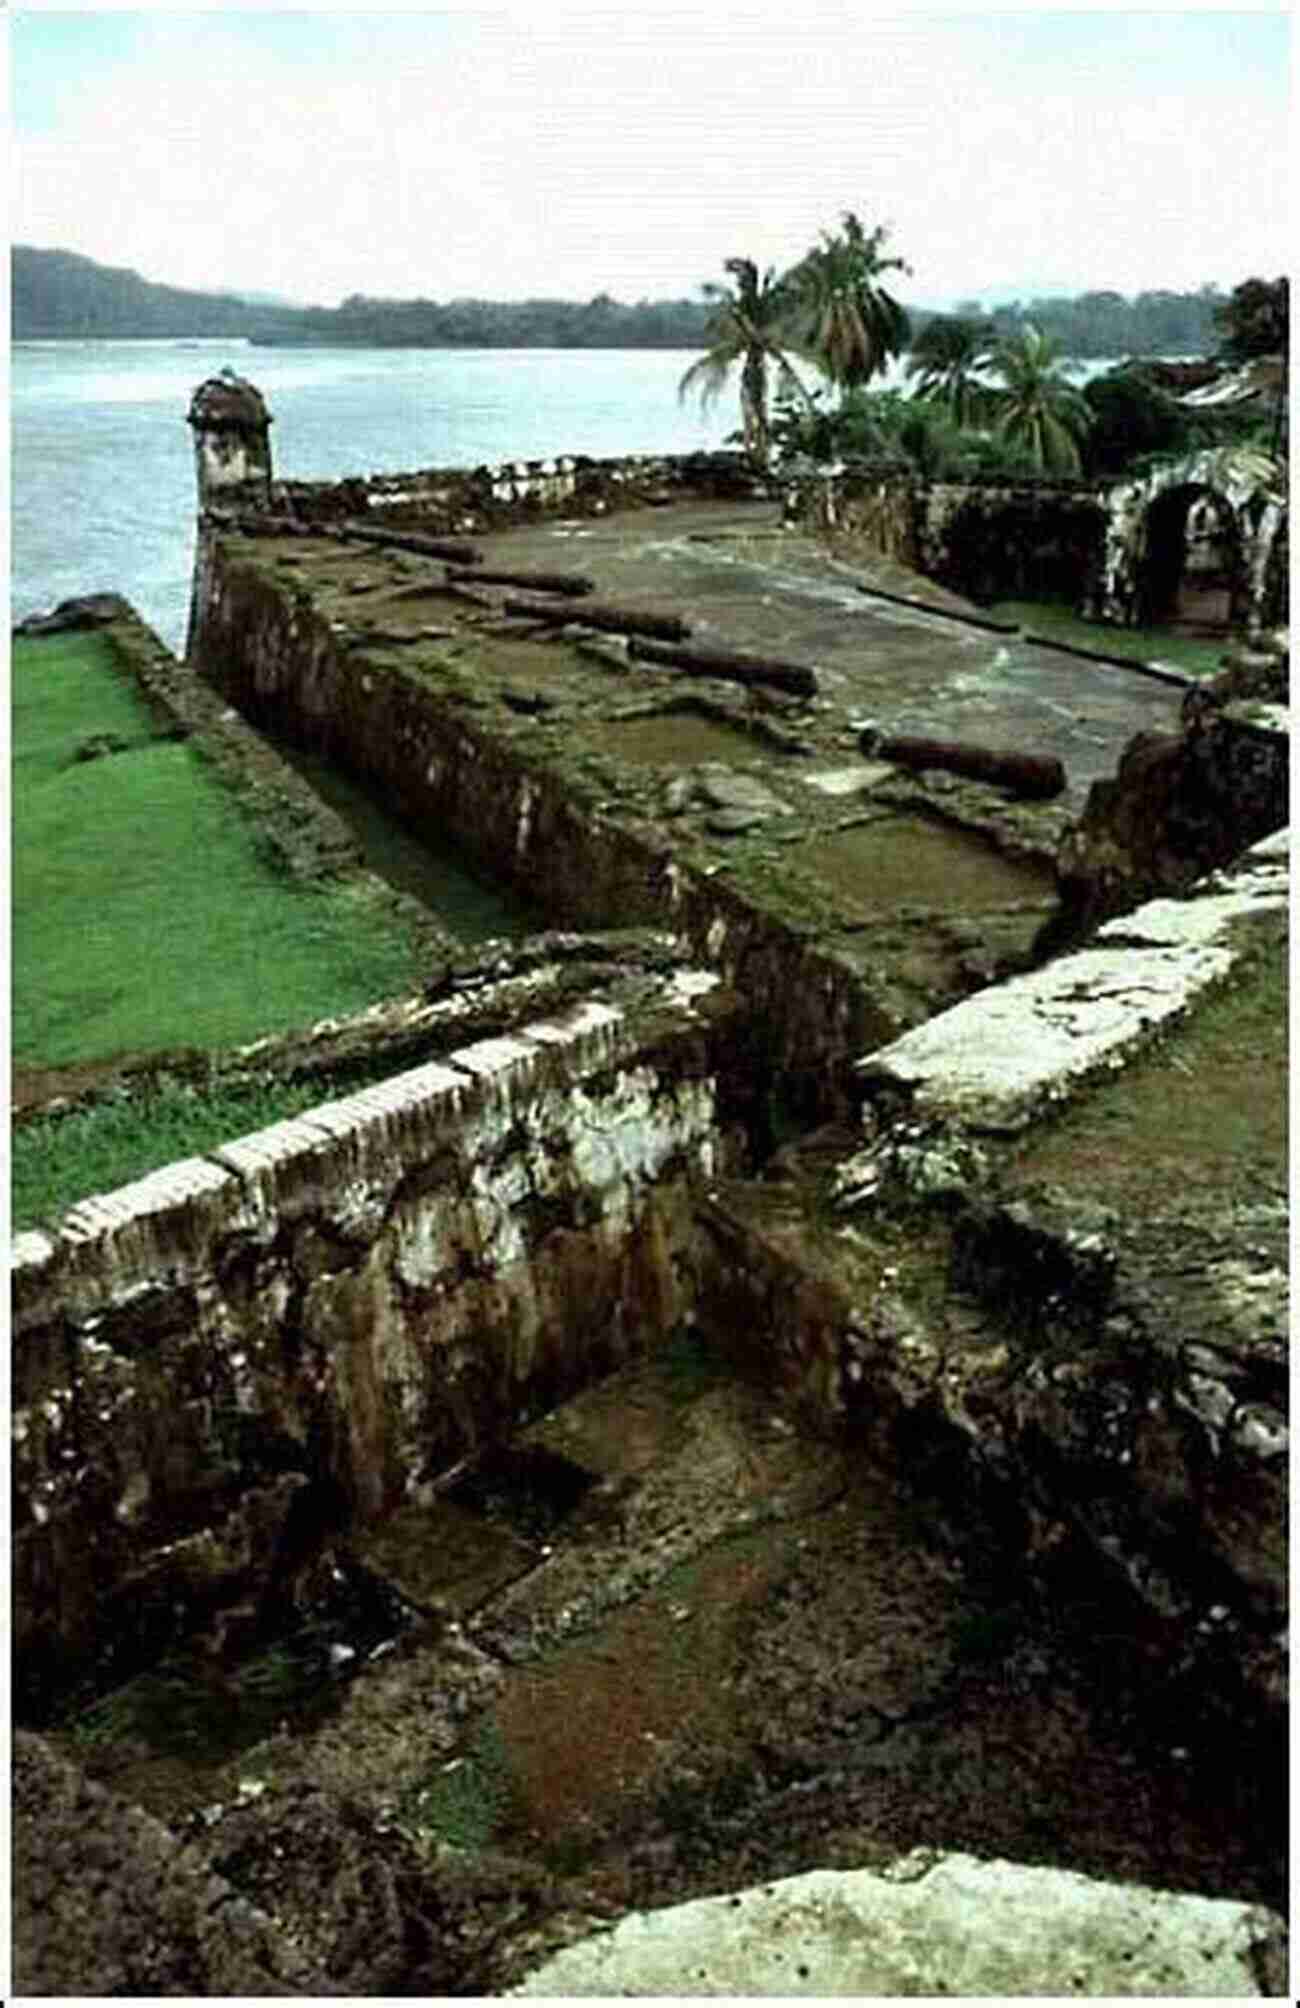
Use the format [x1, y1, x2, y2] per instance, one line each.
[11, 341, 743, 652]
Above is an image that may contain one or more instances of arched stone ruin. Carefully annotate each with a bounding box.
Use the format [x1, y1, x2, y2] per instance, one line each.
[1086, 446, 1287, 636]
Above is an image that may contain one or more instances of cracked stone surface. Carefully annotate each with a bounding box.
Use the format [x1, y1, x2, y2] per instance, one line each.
[508, 1854, 1287, 1997]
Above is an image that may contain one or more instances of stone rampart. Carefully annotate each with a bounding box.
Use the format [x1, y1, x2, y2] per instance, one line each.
[786, 452, 1288, 634]
[212, 446, 770, 537]
[783, 464, 1108, 610]
[189, 542, 889, 1105]
[12, 967, 742, 1712]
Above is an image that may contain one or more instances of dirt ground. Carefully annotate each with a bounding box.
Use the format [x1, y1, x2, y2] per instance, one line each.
[39, 1328, 1284, 1994]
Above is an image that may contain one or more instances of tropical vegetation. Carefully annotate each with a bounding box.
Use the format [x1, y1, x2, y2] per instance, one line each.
[783, 212, 912, 395]
[903, 314, 994, 428]
[981, 323, 1094, 475]
[1213, 276, 1288, 365]
[678, 214, 913, 469]
[676, 258, 817, 469]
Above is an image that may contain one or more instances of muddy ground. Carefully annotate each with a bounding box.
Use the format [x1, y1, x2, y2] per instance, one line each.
[35, 1317, 1283, 1995]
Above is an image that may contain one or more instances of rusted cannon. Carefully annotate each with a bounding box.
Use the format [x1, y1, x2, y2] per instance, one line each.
[628, 637, 818, 699]
[340, 521, 483, 565]
[502, 598, 690, 642]
[447, 567, 594, 597]
[868, 732, 1066, 800]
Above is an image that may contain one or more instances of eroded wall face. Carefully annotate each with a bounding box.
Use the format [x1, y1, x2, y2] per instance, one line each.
[1088, 454, 1288, 634]
[783, 470, 1107, 609]
[12, 983, 737, 1712]
[189, 546, 884, 1102]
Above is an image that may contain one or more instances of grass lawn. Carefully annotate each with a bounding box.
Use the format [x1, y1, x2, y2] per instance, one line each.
[13, 629, 422, 1072]
[11, 1075, 351, 1230]
[1005, 931, 1288, 1206]
[986, 597, 1229, 679]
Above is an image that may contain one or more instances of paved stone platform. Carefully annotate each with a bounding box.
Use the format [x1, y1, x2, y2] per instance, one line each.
[476, 498, 1186, 811]
[215, 498, 1192, 1058]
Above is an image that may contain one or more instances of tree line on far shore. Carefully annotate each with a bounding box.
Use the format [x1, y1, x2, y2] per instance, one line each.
[9, 241, 1268, 364]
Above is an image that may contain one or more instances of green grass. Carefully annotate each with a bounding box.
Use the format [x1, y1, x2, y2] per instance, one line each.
[13, 631, 421, 1071]
[1007, 931, 1287, 1204]
[986, 597, 1229, 678]
[11, 1075, 351, 1229]
[12, 629, 166, 781]
[401, 1716, 517, 1851]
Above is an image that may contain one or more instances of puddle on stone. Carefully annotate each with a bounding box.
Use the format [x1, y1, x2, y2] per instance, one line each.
[587, 709, 764, 768]
[359, 1498, 536, 1617]
[446, 1443, 598, 1543]
[803, 814, 1054, 912]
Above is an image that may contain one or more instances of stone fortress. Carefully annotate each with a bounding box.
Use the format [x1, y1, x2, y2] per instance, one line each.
[11, 370, 1290, 1994]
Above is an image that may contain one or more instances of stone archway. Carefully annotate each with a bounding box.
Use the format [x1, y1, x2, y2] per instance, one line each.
[1140, 484, 1238, 634]
[1087, 447, 1287, 637]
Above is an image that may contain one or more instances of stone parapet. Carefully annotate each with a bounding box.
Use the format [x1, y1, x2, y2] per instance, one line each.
[210, 447, 769, 538]
[855, 827, 1287, 1132]
[12, 968, 740, 1712]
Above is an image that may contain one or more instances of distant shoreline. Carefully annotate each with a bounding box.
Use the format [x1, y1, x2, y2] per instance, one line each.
[14, 332, 709, 352]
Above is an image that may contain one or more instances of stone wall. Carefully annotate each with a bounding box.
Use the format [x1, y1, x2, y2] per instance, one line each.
[12, 968, 742, 1712]
[783, 453, 1289, 633]
[1084, 447, 1288, 635]
[783, 465, 1107, 609]
[212, 447, 771, 538]
[696, 830, 1289, 1716]
[189, 543, 889, 1106]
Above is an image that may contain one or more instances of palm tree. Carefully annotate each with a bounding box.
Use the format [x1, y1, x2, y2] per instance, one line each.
[984, 322, 1093, 474]
[787, 212, 911, 396]
[905, 315, 993, 429]
[677, 258, 817, 469]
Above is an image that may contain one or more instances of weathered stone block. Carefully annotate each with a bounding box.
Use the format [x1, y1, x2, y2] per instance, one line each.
[508, 1853, 1287, 1997]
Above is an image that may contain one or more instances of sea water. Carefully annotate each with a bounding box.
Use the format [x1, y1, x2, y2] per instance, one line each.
[11, 340, 742, 651]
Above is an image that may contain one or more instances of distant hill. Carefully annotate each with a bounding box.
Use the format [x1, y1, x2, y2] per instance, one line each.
[13, 246, 1231, 360]
[10, 246, 717, 348]
[12, 247, 303, 340]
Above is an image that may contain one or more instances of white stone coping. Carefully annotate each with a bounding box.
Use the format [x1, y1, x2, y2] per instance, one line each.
[60, 1156, 235, 1246]
[11, 1230, 58, 1274]
[524, 999, 625, 1046]
[28, 972, 719, 1267]
[509, 1852, 1285, 1997]
[1242, 826, 1290, 863]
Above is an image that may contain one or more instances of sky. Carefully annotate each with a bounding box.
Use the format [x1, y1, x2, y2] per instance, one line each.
[10, 5, 1293, 311]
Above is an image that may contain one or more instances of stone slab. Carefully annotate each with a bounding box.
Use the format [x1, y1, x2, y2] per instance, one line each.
[798, 760, 895, 795]
[509, 1853, 1287, 1997]
[59, 1155, 234, 1243]
[855, 837, 1287, 1132]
